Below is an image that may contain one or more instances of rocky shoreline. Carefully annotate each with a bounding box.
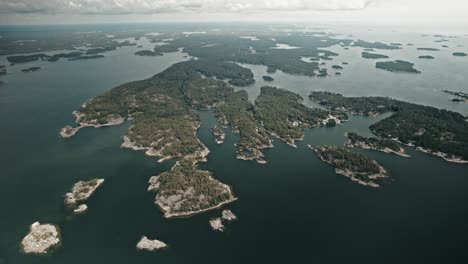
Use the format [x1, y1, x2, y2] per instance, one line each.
[211, 126, 225, 144]
[21, 222, 61, 255]
[344, 133, 410, 158]
[209, 209, 238, 231]
[64, 178, 104, 214]
[60, 111, 125, 138]
[136, 236, 168, 251]
[309, 145, 389, 188]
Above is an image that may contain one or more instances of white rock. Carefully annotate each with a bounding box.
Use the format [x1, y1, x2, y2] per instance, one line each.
[21, 222, 60, 254]
[73, 204, 88, 214]
[221, 209, 237, 221]
[136, 236, 168, 251]
[209, 217, 224, 231]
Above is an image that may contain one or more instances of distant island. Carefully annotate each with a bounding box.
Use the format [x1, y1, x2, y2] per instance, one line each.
[262, 75, 274, 81]
[21, 67, 41, 73]
[417, 48, 440, 51]
[375, 60, 421, 73]
[309, 145, 388, 188]
[453, 52, 467, 57]
[418, 55, 435, 59]
[135, 50, 163, 56]
[361, 52, 389, 59]
[68, 55, 105, 61]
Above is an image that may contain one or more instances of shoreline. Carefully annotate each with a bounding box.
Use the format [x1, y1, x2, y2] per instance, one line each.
[157, 197, 238, 219]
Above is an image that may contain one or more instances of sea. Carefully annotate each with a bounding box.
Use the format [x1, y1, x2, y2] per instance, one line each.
[0, 23, 467, 264]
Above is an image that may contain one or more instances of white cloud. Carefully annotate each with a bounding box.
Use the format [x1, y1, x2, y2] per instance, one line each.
[0, 0, 376, 14]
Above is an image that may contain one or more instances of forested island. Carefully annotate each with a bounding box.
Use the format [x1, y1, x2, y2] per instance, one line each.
[345, 132, 409, 157]
[417, 48, 440, 51]
[21, 67, 41, 73]
[309, 145, 388, 188]
[135, 50, 162, 56]
[262, 75, 274, 81]
[453, 52, 467, 57]
[147, 160, 237, 218]
[309, 91, 468, 163]
[375, 60, 421, 73]
[361, 52, 389, 59]
[418, 55, 435, 59]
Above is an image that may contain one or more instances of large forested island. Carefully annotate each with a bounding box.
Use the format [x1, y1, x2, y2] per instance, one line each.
[310, 92, 468, 163]
[376, 60, 421, 73]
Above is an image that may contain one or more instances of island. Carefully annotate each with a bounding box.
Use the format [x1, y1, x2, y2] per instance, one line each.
[418, 55, 435, 59]
[21, 67, 41, 73]
[254, 86, 347, 147]
[21, 222, 61, 255]
[153, 44, 179, 53]
[0, 68, 6, 76]
[309, 145, 388, 188]
[453, 52, 467, 57]
[345, 132, 409, 157]
[136, 236, 168, 251]
[331, 65, 343, 70]
[309, 91, 468, 163]
[417, 48, 440, 51]
[135, 50, 162, 56]
[375, 60, 421, 73]
[211, 126, 225, 144]
[209, 209, 237, 231]
[147, 159, 237, 218]
[64, 178, 104, 214]
[222, 209, 237, 221]
[352, 40, 401, 50]
[68, 55, 105, 61]
[361, 52, 389, 59]
[209, 218, 224, 231]
[262, 75, 274, 81]
[442, 90, 468, 100]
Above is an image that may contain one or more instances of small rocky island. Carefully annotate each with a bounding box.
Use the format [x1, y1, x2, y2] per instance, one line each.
[345, 132, 409, 157]
[21, 222, 61, 255]
[64, 178, 104, 214]
[376, 60, 421, 73]
[209, 209, 237, 231]
[309, 145, 388, 188]
[136, 236, 168, 251]
[262, 75, 274, 81]
[211, 126, 225, 144]
[147, 160, 237, 218]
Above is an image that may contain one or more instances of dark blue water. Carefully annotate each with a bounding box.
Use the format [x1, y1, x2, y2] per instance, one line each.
[1, 24, 468, 264]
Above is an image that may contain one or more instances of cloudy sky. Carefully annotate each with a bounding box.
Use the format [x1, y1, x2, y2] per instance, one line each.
[0, 0, 467, 26]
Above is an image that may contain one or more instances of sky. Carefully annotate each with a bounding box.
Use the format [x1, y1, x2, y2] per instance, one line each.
[0, 0, 468, 26]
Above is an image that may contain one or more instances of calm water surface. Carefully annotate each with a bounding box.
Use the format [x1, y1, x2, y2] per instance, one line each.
[0, 25, 467, 264]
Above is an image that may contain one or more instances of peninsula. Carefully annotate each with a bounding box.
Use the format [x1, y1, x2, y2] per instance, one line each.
[345, 132, 409, 157]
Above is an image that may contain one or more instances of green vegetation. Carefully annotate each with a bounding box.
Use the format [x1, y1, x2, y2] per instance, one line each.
[153, 44, 179, 53]
[418, 55, 435, 59]
[135, 50, 162, 56]
[182, 78, 234, 110]
[453, 52, 467, 57]
[151, 160, 235, 217]
[417, 48, 440, 51]
[255, 86, 346, 146]
[215, 90, 271, 162]
[352, 40, 401, 50]
[361, 52, 389, 59]
[345, 132, 408, 157]
[331, 65, 343, 69]
[375, 60, 421, 73]
[262, 75, 274, 81]
[309, 92, 468, 161]
[69, 55, 105, 61]
[310, 145, 387, 187]
[7, 54, 48, 63]
[21, 67, 41, 73]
